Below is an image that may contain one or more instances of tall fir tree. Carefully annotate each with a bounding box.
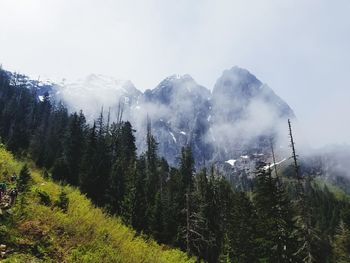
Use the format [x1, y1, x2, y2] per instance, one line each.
[253, 165, 299, 262]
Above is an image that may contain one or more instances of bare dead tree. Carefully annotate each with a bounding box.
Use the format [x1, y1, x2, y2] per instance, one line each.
[186, 191, 190, 255]
[116, 100, 124, 126]
[288, 119, 301, 182]
[288, 119, 316, 263]
[106, 107, 111, 134]
[270, 137, 279, 179]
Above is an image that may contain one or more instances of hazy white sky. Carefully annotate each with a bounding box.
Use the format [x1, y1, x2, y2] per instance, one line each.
[0, 0, 349, 146]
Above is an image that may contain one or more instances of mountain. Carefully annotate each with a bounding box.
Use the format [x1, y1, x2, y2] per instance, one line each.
[211, 66, 293, 123]
[136, 74, 212, 165]
[208, 66, 295, 162]
[18, 66, 295, 166]
[138, 67, 295, 166]
[56, 74, 142, 121]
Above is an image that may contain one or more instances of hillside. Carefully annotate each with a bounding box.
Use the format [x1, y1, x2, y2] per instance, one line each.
[0, 144, 195, 263]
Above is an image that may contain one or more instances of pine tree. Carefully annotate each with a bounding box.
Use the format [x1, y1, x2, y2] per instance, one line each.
[253, 165, 298, 262]
[180, 146, 195, 191]
[186, 168, 227, 263]
[42, 103, 69, 168]
[55, 190, 69, 212]
[60, 111, 86, 185]
[145, 119, 159, 209]
[148, 158, 169, 242]
[189, 168, 212, 261]
[130, 155, 148, 232]
[162, 167, 183, 247]
[143, 119, 161, 234]
[51, 157, 70, 182]
[333, 221, 350, 262]
[79, 123, 100, 203]
[228, 192, 258, 262]
[107, 121, 136, 215]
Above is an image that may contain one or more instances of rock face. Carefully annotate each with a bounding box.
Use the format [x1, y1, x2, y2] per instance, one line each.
[32, 66, 295, 166]
[208, 66, 294, 163]
[138, 74, 212, 165]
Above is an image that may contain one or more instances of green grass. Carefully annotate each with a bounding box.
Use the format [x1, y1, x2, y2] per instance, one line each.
[0, 145, 196, 263]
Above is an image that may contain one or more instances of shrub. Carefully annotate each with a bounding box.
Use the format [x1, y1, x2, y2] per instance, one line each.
[17, 164, 31, 192]
[55, 190, 69, 212]
[36, 190, 52, 206]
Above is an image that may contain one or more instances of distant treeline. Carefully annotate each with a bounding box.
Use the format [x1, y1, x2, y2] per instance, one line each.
[1, 68, 350, 262]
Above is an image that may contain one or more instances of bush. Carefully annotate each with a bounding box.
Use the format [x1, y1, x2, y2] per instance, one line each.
[17, 164, 31, 192]
[36, 190, 52, 206]
[0, 225, 10, 243]
[55, 190, 69, 212]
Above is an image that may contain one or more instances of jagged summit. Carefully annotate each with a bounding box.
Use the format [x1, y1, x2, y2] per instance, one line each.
[212, 66, 294, 121]
[162, 73, 194, 82]
[144, 74, 210, 105]
[213, 66, 262, 98]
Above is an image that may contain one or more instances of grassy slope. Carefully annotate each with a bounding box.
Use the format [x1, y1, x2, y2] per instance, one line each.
[0, 145, 195, 263]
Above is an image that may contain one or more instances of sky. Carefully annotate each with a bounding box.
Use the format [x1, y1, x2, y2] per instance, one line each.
[0, 0, 349, 147]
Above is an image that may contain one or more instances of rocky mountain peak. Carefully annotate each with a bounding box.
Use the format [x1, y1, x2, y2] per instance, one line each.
[213, 66, 262, 99]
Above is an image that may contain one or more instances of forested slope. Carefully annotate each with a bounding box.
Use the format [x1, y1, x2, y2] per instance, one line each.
[0, 144, 195, 262]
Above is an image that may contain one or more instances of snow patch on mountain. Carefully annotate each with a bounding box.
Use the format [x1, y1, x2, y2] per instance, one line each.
[225, 159, 237, 166]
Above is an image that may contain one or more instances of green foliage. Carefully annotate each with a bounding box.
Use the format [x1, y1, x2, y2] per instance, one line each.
[43, 169, 50, 179]
[36, 190, 52, 206]
[0, 225, 10, 243]
[0, 146, 195, 263]
[333, 221, 350, 262]
[253, 167, 299, 262]
[55, 190, 69, 212]
[17, 164, 31, 192]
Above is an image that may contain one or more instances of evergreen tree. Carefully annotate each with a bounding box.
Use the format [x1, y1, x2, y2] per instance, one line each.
[52, 157, 70, 182]
[79, 123, 100, 203]
[59, 111, 86, 185]
[43, 104, 69, 168]
[17, 164, 31, 192]
[129, 155, 148, 232]
[55, 190, 69, 212]
[189, 168, 212, 261]
[179, 146, 195, 191]
[148, 158, 169, 241]
[145, 120, 159, 209]
[162, 167, 183, 247]
[143, 120, 161, 234]
[253, 165, 298, 262]
[228, 192, 258, 263]
[333, 221, 350, 262]
[107, 121, 136, 215]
